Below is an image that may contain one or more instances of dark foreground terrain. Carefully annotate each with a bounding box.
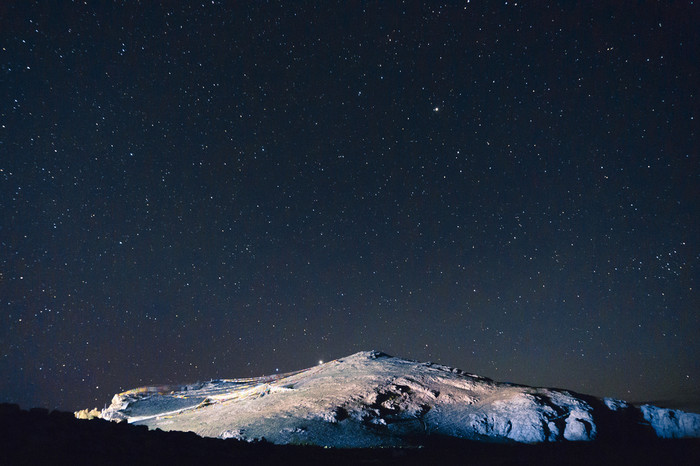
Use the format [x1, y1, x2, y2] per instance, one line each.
[1, 403, 698, 466]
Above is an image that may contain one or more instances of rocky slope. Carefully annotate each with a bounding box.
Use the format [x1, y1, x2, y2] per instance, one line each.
[92, 351, 700, 447]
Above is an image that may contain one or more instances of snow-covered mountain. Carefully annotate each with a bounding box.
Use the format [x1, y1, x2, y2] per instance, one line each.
[92, 351, 700, 447]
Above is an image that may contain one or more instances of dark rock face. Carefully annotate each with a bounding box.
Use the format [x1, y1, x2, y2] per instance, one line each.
[2, 403, 700, 466]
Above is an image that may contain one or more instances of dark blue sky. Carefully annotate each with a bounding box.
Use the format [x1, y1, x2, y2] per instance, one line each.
[1, 1, 698, 412]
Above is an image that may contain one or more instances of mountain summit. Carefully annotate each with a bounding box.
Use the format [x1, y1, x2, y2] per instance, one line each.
[91, 351, 700, 447]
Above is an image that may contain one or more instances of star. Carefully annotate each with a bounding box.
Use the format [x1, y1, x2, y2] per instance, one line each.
[1, 0, 696, 414]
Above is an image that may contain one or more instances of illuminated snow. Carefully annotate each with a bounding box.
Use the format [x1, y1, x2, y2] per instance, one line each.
[95, 351, 700, 447]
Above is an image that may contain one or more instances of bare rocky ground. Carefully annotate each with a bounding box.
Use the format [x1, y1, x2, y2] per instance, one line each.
[95, 351, 700, 446]
[2, 403, 700, 466]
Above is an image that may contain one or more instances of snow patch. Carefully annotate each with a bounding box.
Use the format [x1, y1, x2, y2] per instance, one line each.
[603, 398, 629, 411]
[640, 405, 700, 439]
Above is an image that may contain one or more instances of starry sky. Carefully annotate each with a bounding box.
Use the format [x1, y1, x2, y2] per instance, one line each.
[1, 1, 698, 413]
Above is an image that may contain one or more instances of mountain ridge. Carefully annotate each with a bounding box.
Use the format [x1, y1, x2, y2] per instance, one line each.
[86, 350, 700, 447]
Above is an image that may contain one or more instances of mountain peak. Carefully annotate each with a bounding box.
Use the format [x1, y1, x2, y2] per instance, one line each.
[89, 352, 700, 447]
[361, 349, 391, 359]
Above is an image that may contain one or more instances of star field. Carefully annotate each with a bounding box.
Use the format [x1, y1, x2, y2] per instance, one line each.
[1, 1, 698, 412]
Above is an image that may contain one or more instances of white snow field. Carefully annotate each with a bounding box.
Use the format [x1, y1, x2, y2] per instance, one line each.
[95, 351, 700, 447]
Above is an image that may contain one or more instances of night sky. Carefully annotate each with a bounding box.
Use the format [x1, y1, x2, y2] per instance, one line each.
[1, 1, 698, 413]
